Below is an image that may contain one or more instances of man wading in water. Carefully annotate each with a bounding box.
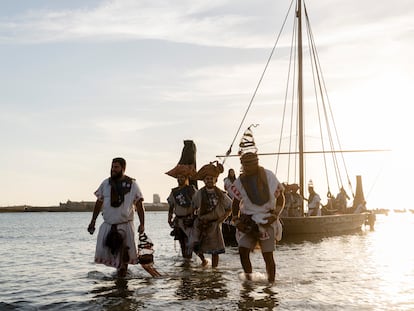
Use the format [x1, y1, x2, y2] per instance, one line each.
[87, 157, 145, 277]
[191, 161, 232, 268]
[166, 164, 197, 260]
[229, 128, 284, 283]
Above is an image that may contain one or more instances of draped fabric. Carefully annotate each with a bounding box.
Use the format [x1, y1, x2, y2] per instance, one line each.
[109, 176, 134, 208]
[93, 177, 143, 268]
[239, 167, 270, 206]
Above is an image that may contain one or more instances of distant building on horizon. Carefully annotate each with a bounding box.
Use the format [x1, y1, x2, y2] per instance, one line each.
[153, 194, 161, 204]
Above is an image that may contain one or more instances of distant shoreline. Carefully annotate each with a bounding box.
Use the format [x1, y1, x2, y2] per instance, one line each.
[0, 201, 169, 213]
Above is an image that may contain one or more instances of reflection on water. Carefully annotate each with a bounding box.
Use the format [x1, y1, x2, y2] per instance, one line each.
[90, 274, 143, 311]
[176, 269, 228, 301]
[0, 212, 413, 310]
[239, 281, 279, 311]
[92, 278, 133, 299]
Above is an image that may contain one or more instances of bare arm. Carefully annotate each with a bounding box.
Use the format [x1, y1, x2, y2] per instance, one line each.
[231, 198, 241, 222]
[275, 192, 286, 216]
[135, 198, 145, 234]
[87, 199, 103, 234]
[167, 201, 174, 227]
[264, 192, 286, 225]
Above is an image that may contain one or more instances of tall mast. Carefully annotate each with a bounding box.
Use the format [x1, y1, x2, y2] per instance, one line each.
[297, 0, 305, 215]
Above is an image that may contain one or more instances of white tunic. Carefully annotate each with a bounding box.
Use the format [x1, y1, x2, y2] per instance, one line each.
[229, 169, 282, 216]
[229, 169, 284, 242]
[93, 178, 144, 268]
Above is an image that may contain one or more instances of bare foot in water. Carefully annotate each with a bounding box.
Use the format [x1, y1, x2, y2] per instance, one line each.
[201, 259, 208, 267]
[117, 267, 127, 277]
[117, 264, 128, 278]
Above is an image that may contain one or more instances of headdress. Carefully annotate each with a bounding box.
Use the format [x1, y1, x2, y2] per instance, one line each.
[238, 125, 259, 170]
[165, 164, 196, 178]
[166, 140, 198, 188]
[238, 124, 258, 155]
[238, 125, 270, 204]
[178, 140, 197, 165]
[194, 161, 224, 180]
[240, 152, 259, 166]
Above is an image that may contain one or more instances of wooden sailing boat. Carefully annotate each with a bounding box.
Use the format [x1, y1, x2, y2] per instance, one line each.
[219, 0, 376, 240]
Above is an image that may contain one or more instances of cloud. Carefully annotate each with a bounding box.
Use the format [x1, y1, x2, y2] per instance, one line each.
[2, 0, 413, 52]
[0, 0, 276, 47]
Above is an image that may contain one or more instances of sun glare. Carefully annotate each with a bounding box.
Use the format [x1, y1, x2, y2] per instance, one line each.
[369, 213, 414, 297]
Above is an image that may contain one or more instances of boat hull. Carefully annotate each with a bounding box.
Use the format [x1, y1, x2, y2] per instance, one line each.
[222, 212, 372, 244]
[280, 213, 369, 235]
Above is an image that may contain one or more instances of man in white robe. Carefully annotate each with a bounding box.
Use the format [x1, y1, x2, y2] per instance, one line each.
[87, 157, 145, 277]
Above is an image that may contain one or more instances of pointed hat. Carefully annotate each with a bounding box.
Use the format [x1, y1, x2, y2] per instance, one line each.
[238, 124, 259, 156]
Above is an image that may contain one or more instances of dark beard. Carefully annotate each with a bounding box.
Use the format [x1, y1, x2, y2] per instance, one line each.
[111, 171, 123, 180]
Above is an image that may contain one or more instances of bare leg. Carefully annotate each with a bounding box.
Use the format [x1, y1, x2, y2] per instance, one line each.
[180, 236, 192, 259]
[197, 252, 208, 266]
[118, 243, 129, 277]
[212, 254, 219, 268]
[262, 251, 275, 283]
[117, 264, 128, 277]
[239, 247, 252, 279]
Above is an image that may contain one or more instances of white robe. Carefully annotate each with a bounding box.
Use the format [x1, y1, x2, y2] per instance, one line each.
[229, 169, 284, 241]
[93, 178, 143, 268]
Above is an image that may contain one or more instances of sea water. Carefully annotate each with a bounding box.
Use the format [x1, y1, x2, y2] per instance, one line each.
[0, 211, 413, 310]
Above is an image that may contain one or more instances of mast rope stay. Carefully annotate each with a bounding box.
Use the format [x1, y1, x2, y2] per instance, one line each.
[276, 3, 298, 180]
[303, 1, 355, 197]
[221, 0, 296, 165]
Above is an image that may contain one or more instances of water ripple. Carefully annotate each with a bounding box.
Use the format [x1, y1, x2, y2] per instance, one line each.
[1, 212, 414, 310]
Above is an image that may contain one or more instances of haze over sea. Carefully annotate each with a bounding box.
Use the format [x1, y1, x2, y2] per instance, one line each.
[1, 211, 413, 311]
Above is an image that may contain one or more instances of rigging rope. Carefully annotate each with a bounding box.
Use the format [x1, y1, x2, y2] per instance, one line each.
[221, 0, 295, 165]
[276, 5, 298, 179]
[303, 1, 355, 197]
[303, 2, 332, 194]
[221, 0, 360, 204]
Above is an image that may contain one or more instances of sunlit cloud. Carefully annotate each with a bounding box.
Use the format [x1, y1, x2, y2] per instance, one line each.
[0, 0, 271, 47]
[1, 0, 412, 52]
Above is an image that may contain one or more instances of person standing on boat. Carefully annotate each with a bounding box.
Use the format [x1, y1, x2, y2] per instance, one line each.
[284, 184, 303, 217]
[87, 157, 145, 277]
[190, 161, 232, 268]
[335, 187, 350, 213]
[307, 181, 321, 216]
[229, 152, 284, 283]
[166, 164, 197, 260]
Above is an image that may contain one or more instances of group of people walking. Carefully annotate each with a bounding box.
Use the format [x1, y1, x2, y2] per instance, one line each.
[86, 145, 357, 283]
[164, 148, 285, 283]
[167, 160, 232, 268]
[87, 147, 285, 283]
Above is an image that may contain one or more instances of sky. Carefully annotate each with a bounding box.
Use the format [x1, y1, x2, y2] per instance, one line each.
[0, 0, 413, 209]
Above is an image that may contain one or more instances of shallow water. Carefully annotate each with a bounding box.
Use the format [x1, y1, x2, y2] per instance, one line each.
[0, 211, 413, 310]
